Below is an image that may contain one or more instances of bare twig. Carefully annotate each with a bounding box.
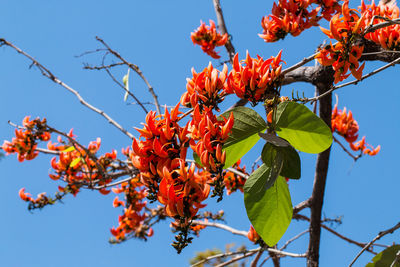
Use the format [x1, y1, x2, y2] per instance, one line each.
[216, 250, 260, 267]
[0, 38, 135, 140]
[260, 230, 309, 266]
[95, 36, 161, 115]
[349, 221, 400, 267]
[191, 220, 248, 237]
[92, 175, 137, 189]
[83, 62, 125, 69]
[293, 198, 312, 215]
[212, 0, 235, 62]
[281, 52, 317, 77]
[251, 249, 264, 267]
[296, 214, 384, 254]
[364, 17, 400, 35]
[101, 54, 149, 114]
[307, 55, 400, 104]
[333, 135, 362, 161]
[190, 248, 260, 267]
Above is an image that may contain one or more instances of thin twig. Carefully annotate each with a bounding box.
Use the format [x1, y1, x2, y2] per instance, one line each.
[307, 55, 400, 104]
[99, 52, 149, 114]
[281, 52, 317, 77]
[296, 214, 383, 254]
[95, 36, 161, 115]
[364, 17, 400, 35]
[216, 250, 260, 267]
[333, 135, 362, 161]
[0, 38, 135, 140]
[250, 248, 265, 267]
[349, 221, 400, 267]
[83, 62, 125, 69]
[190, 248, 260, 267]
[92, 175, 137, 189]
[212, 0, 235, 62]
[260, 230, 309, 266]
[293, 198, 312, 215]
[191, 220, 248, 237]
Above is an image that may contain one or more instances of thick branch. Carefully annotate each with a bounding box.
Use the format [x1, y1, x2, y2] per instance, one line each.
[307, 72, 333, 267]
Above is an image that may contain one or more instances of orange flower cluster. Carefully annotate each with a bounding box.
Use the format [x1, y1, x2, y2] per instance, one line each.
[2, 116, 50, 162]
[332, 104, 380, 156]
[18, 186, 70, 210]
[181, 63, 228, 111]
[361, 0, 400, 50]
[19, 188, 48, 205]
[316, 1, 366, 83]
[259, 0, 320, 42]
[317, 0, 342, 20]
[223, 160, 247, 195]
[191, 20, 228, 59]
[226, 51, 284, 105]
[189, 107, 234, 200]
[110, 178, 151, 242]
[131, 104, 212, 219]
[49, 135, 117, 196]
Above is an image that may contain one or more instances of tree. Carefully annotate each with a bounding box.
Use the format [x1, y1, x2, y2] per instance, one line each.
[1, 0, 400, 266]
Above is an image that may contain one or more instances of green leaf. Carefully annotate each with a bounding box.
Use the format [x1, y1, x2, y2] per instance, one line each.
[275, 101, 332, 154]
[62, 146, 76, 153]
[366, 245, 400, 267]
[244, 176, 292, 246]
[243, 163, 280, 197]
[123, 68, 130, 102]
[220, 107, 267, 167]
[70, 157, 82, 168]
[223, 133, 260, 168]
[261, 143, 301, 179]
[193, 151, 203, 167]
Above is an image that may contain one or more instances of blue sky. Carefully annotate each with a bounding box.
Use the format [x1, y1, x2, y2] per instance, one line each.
[1, 1, 399, 266]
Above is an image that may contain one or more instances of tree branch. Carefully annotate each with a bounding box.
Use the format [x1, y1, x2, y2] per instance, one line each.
[0, 38, 135, 140]
[349, 221, 400, 267]
[191, 220, 248, 237]
[307, 73, 333, 267]
[296, 214, 381, 255]
[333, 135, 362, 161]
[212, 0, 235, 62]
[95, 36, 161, 115]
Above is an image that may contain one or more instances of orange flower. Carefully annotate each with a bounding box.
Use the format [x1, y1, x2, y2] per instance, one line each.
[19, 188, 33, 202]
[181, 62, 228, 111]
[362, 0, 400, 50]
[191, 20, 228, 59]
[226, 51, 284, 104]
[259, 0, 322, 42]
[223, 160, 247, 195]
[317, 1, 368, 83]
[247, 225, 260, 243]
[2, 116, 50, 162]
[332, 103, 380, 156]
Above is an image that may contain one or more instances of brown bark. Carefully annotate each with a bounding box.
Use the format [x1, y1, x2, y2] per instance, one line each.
[306, 67, 334, 267]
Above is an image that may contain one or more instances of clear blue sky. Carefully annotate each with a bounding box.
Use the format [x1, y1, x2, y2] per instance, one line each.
[1, 1, 399, 266]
